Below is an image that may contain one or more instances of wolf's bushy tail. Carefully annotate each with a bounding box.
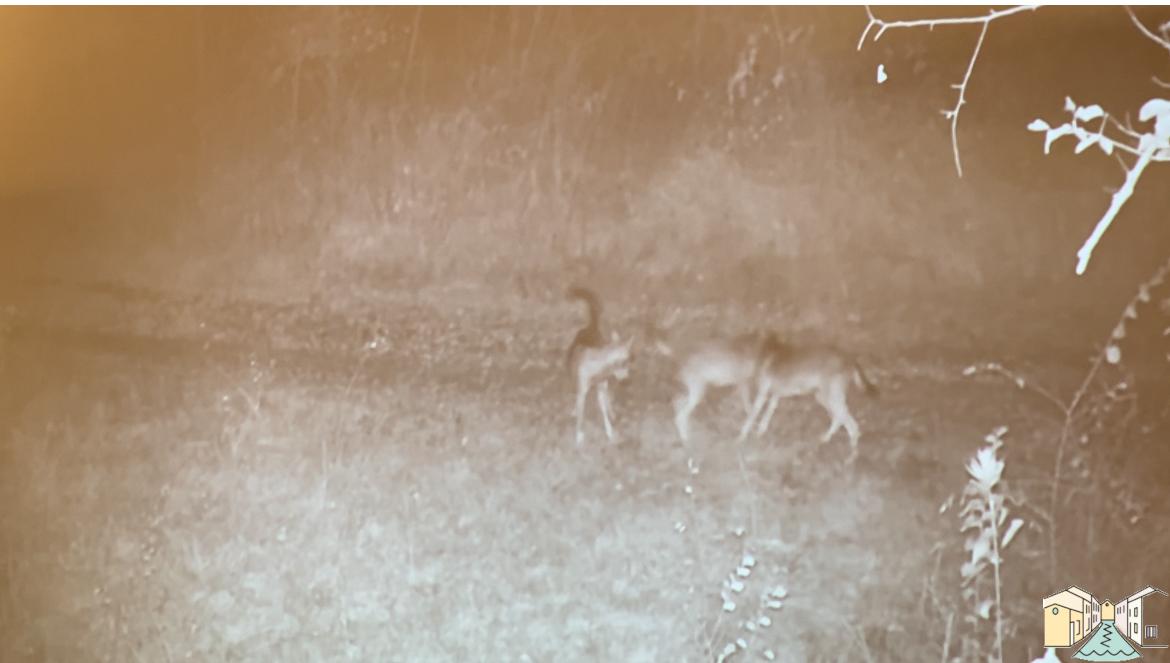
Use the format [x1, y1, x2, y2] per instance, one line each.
[567, 286, 602, 331]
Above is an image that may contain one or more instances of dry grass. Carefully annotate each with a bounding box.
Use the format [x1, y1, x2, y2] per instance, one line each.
[2, 282, 1126, 662]
[2, 12, 1167, 660]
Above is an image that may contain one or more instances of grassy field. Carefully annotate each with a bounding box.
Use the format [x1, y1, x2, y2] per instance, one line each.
[5, 280, 1139, 663]
[4, 7, 1170, 662]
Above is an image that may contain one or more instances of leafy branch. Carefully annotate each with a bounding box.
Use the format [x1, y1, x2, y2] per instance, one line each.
[860, 4, 1170, 275]
[1127, 5, 1170, 55]
[961, 254, 1170, 578]
[958, 426, 1024, 663]
[1028, 97, 1170, 275]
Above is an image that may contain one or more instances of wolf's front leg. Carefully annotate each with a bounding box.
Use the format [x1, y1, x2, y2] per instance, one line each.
[597, 380, 616, 441]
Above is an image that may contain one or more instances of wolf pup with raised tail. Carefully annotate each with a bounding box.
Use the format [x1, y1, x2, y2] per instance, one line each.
[566, 286, 633, 446]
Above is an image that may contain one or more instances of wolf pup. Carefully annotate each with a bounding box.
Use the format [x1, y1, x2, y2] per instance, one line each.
[647, 313, 779, 443]
[738, 336, 878, 462]
[566, 286, 633, 445]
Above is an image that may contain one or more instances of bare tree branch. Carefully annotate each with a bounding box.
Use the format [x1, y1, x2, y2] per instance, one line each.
[1076, 139, 1159, 275]
[1112, 150, 1132, 175]
[940, 20, 988, 177]
[1127, 5, 1170, 53]
[860, 5, 1170, 275]
[857, 4, 1039, 48]
[1031, 97, 1170, 274]
[858, 5, 1040, 177]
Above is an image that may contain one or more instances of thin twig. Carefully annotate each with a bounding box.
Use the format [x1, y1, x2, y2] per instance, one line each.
[1049, 256, 1170, 577]
[1048, 348, 1104, 579]
[1106, 113, 1144, 141]
[858, 5, 1040, 177]
[943, 19, 989, 177]
[1126, 5, 1170, 53]
[974, 364, 1065, 416]
[988, 487, 1005, 663]
[857, 4, 1039, 48]
[1063, 121, 1144, 158]
[1113, 151, 1132, 175]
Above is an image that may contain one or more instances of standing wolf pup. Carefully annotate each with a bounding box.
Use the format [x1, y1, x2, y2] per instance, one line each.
[566, 286, 633, 445]
[646, 312, 779, 443]
[737, 336, 878, 462]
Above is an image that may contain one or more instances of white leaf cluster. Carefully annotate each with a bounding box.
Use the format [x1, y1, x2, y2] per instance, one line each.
[1029, 96, 1170, 274]
[959, 428, 1023, 584]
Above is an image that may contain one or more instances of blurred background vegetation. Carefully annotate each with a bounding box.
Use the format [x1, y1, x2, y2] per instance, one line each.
[2, 9, 1169, 660]
[1, 6, 1167, 335]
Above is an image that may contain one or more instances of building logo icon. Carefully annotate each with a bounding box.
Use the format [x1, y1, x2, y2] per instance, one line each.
[1043, 585, 1167, 661]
